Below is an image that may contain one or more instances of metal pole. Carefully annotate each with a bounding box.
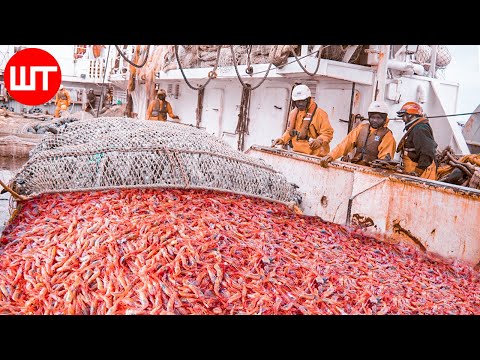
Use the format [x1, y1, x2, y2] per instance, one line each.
[429, 45, 438, 78]
[375, 45, 391, 102]
[347, 82, 356, 133]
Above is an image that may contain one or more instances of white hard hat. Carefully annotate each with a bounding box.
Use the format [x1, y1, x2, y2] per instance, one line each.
[59, 85, 64, 90]
[292, 84, 311, 101]
[60, 104, 67, 110]
[368, 101, 389, 115]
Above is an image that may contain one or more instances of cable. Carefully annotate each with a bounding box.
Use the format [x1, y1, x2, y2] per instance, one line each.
[0, 179, 27, 201]
[178, 45, 333, 85]
[114, 45, 150, 68]
[174, 45, 221, 91]
[292, 45, 322, 76]
[391, 111, 480, 121]
[428, 111, 480, 119]
[230, 45, 273, 91]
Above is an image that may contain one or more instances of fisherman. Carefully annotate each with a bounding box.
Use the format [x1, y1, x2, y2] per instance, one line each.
[395, 101, 438, 179]
[104, 88, 113, 106]
[146, 89, 179, 121]
[272, 84, 334, 157]
[319, 101, 396, 168]
[85, 88, 96, 113]
[54, 85, 71, 118]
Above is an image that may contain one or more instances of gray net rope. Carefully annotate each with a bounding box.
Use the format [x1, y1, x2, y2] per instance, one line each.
[10, 117, 301, 206]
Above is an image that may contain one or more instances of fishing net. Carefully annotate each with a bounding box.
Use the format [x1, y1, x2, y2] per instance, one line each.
[9, 117, 301, 206]
[319, 45, 366, 64]
[415, 45, 452, 71]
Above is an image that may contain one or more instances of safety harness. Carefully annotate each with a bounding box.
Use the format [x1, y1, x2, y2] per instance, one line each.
[151, 99, 168, 119]
[289, 102, 318, 140]
[396, 117, 429, 155]
[351, 123, 391, 164]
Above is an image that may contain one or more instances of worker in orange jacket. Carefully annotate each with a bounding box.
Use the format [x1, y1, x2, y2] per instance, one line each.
[146, 89, 179, 121]
[272, 84, 334, 157]
[320, 101, 396, 167]
[395, 101, 438, 180]
[54, 85, 71, 117]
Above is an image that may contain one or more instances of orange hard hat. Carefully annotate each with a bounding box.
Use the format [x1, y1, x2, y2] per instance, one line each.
[397, 101, 423, 116]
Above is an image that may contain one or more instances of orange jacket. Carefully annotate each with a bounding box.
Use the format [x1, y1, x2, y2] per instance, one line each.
[279, 100, 334, 157]
[329, 120, 396, 162]
[146, 99, 176, 120]
[55, 89, 71, 107]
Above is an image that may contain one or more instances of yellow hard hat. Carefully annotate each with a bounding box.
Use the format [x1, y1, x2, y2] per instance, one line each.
[61, 104, 67, 110]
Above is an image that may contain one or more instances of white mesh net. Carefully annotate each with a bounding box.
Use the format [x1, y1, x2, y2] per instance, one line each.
[10, 117, 301, 206]
[415, 45, 452, 69]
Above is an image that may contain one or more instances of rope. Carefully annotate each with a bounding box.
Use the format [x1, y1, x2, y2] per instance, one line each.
[173, 150, 190, 188]
[0, 179, 27, 201]
[96, 45, 111, 118]
[196, 87, 205, 128]
[230, 45, 273, 91]
[245, 45, 253, 75]
[429, 111, 480, 119]
[114, 45, 150, 68]
[166, 46, 334, 85]
[448, 161, 474, 178]
[446, 152, 475, 177]
[392, 111, 480, 121]
[243, 45, 333, 77]
[31, 147, 280, 173]
[292, 46, 322, 76]
[174, 45, 221, 91]
[6, 196, 23, 226]
[236, 85, 252, 151]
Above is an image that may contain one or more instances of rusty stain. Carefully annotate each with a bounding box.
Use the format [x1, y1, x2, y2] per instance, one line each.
[464, 120, 474, 131]
[248, 146, 480, 264]
[320, 195, 328, 208]
[352, 213, 374, 228]
[353, 90, 361, 107]
[392, 220, 426, 252]
[251, 146, 480, 198]
[255, 145, 466, 181]
[389, 175, 480, 199]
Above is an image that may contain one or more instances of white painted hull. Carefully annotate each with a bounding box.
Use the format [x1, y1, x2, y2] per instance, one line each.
[247, 146, 480, 266]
